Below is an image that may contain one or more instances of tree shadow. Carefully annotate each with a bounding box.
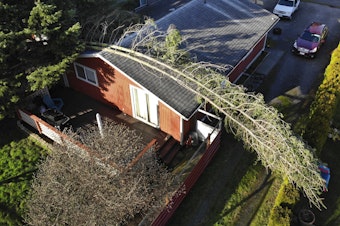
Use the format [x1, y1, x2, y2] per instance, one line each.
[222, 171, 274, 216]
[0, 168, 37, 186]
[0, 202, 23, 224]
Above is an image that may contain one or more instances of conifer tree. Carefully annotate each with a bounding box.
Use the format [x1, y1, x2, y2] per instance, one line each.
[0, 0, 83, 119]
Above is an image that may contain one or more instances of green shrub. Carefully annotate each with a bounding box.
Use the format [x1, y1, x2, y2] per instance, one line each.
[269, 205, 292, 226]
[302, 42, 340, 155]
[268, 178, 300, 226]
[280, 182, 300, 205]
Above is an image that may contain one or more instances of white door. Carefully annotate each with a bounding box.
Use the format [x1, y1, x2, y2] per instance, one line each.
[148, 94, 158, 125]
[131, 86, 159, 127]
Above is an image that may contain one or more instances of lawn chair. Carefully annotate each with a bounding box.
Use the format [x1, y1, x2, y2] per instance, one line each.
[42, 94, 64, 112]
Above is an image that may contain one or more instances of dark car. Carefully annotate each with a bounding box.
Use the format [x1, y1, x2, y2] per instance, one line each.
[292, 22, 328, 59]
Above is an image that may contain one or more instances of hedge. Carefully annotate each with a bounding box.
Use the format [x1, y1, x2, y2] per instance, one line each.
[301, 42, 340, 155]
[268, 177, 300, 226]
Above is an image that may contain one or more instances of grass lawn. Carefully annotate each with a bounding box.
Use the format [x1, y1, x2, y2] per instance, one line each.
[0, 118, 48, 225]
[290, 95, 340, 225]
[168, 131, 274, 226]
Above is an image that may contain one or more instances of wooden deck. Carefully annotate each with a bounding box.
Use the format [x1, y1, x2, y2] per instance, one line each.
[49, 86, 170, 149]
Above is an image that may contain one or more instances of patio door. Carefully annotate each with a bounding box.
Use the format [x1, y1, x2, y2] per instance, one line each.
[131, 86, 159, 127]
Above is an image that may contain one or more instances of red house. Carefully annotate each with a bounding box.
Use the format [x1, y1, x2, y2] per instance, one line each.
[66, 47, 202, 144]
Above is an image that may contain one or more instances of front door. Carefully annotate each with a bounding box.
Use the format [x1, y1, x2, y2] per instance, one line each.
[131, 86, 159, 127]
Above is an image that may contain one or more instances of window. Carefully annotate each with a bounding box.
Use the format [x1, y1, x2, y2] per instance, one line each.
[74, 63, 98, 86]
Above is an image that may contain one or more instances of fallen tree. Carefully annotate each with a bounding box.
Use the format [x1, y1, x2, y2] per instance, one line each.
[113, 21, 326, 209]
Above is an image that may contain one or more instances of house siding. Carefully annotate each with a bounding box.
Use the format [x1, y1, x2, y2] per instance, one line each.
[159, 102, 181, 141]
[228, 36, 266, 82]
[67, 57, 190, 143]
[69, 57, 141, 116]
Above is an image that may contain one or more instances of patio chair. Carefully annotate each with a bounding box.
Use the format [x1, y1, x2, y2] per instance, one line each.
[42, 94, 64, 112]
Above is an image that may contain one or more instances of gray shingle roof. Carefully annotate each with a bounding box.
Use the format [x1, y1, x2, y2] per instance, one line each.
[125, 0, 279, 74]
[155, 0, 279, 72]
[98, 49, 200, 119]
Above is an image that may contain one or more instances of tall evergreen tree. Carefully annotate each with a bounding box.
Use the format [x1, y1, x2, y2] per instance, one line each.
[0, 0, 83, 120]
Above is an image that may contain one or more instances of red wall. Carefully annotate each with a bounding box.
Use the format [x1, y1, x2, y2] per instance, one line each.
[67, 57, 135, 115]
[228, 36, 266, 82]
[159, 102, 181, 141]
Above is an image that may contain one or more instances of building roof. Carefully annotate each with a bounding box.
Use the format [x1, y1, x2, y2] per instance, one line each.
[98, 48, 201, 119]
[157, 0, 278, 70]
[125, 0, 279, 74]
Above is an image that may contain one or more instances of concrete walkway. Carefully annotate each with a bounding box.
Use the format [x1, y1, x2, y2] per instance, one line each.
[254, 49, 285, 77]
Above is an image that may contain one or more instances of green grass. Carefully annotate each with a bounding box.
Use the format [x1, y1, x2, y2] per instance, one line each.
[250, 176, 283, 226]
[0, 118, 48, 225]
[212, 163, 265, 225]
[168, 134, 259, 226]
[168, 91, 328, 226]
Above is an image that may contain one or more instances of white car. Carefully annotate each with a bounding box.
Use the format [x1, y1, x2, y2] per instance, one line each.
[273, 0, 300, 19]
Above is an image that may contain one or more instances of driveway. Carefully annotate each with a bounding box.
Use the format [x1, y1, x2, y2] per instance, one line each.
[255, 0, 340, 102]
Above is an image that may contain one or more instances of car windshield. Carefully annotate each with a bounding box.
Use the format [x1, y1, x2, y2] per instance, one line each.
[300, 31, 320, 43]
[278, 0, 294, 6]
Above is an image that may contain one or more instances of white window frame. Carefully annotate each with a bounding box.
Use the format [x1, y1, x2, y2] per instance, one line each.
[74, 62, 98, 86]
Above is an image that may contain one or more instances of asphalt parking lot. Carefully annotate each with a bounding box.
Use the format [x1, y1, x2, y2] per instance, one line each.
[255, 0, 340, 102]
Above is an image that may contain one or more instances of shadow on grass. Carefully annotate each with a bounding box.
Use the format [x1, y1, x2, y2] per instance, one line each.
[220, 172, 274, 216]
[0, 168, 37, 186]
[0, 118, 27, 147]
[0, 202, 23, 224]
[0, 168, 37, 225]
[312, 139, 340, 226]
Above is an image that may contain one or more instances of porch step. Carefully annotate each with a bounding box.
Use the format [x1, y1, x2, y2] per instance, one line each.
[158, 137, 177, 159]
[157, 136, 181, 165]
[163, 143, 182, 165]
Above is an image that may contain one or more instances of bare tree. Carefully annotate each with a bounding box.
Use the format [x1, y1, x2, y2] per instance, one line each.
[81, 9, 142, 44]
[25, 120, 176, 225]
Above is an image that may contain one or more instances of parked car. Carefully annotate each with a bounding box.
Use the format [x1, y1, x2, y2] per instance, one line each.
[273, 0, 300, 19]
[292, 22, 328, 59]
